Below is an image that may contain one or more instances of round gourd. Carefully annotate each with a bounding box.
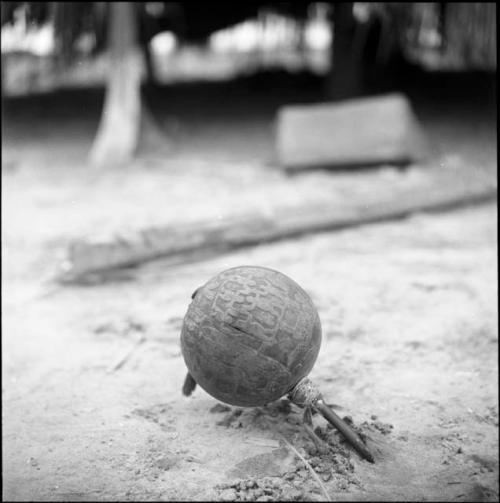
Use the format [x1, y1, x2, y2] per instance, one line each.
[180, 265, 322, 407]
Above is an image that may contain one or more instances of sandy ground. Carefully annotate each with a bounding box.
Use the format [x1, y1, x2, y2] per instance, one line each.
[2, 73, 498, 501]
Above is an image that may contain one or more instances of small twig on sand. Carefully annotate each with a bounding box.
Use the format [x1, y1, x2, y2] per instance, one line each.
[107, 335, 146, 373]
[261, 416, 331, 501]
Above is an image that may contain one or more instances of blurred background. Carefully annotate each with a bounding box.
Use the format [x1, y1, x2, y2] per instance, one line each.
[1, 2, 496, 169]
[1, 3, 498, 501]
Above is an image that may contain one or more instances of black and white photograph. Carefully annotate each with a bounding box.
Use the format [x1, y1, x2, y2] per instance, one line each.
[1, 2, 497, 501]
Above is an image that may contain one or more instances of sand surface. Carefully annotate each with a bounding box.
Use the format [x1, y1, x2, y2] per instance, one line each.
[2, 76, 498, 501]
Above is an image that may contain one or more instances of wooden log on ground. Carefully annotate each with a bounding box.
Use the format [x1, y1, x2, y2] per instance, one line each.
[57, 166, 496, 283]
[276, 93, 430, 172]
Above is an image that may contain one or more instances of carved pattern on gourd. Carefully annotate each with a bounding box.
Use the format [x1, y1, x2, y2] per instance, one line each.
[181, 266, 321, 406]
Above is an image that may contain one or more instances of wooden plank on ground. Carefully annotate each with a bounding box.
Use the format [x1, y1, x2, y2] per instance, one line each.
[57, 167, 496, 283]
[276, 93, 430, 171]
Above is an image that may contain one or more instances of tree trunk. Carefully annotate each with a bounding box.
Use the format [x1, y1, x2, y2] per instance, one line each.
[142, 39, 158, 86]
[137, 4, 159, 87]
[325, 3, 364, 100]
[89, 2, 143, 166]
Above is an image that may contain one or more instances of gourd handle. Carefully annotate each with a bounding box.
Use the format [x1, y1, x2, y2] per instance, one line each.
[289, 378, 375, 463]
[315, 399, 374, 463]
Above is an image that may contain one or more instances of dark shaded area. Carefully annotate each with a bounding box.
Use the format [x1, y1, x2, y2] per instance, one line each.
[3, 56, 495, 116]
[2, 66, 496, 165]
